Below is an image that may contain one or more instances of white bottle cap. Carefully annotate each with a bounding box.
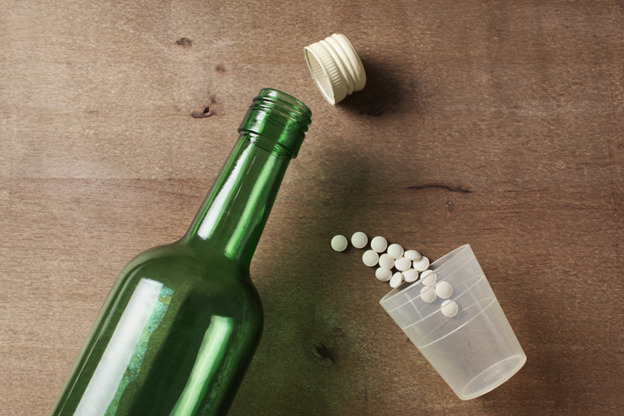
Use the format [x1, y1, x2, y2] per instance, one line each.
[304, 34, 366, 105]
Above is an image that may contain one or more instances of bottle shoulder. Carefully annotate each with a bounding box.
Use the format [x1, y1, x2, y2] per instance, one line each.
[115, 241, 261, 313]
[122, 241, 245, 279]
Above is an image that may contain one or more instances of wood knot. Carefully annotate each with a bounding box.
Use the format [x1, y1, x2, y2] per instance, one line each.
[175, 37, 193, 48]
[191, 106, 213, 118]
[304, 339, 336, 368]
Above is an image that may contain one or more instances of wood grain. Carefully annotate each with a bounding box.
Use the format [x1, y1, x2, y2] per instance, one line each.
[1, 0, 623, 415]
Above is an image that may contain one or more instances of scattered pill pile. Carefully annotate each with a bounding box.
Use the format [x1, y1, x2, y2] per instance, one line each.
[331, 232, 431, 289]
[331, 232, 459, 318]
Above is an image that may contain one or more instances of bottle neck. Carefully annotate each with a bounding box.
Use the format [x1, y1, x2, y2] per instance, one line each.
[184, 132, 292, 268]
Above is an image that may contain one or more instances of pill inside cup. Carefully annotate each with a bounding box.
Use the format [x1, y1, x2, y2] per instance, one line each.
[435, 281, 453, 299]
[420, 286, 436, 303]
[440, 299, 458, 317]
[420, 270, 437, 286]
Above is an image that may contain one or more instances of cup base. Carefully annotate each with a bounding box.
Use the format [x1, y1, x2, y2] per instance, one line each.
[458, 353, 527, 400]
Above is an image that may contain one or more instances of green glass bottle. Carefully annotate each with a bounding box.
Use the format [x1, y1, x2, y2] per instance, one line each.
[50, 89, 312, 416]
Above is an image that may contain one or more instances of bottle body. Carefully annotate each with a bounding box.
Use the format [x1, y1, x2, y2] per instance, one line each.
[50, 89, 311, 415]
[52, 243, 262, 416]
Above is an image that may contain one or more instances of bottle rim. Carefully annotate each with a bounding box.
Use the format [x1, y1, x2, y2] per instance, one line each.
[239, 89, 312, 158]
[254, 88, 312, 127]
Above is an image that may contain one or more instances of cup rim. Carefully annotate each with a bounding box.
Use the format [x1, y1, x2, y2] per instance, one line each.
[379, 244, 473, 306]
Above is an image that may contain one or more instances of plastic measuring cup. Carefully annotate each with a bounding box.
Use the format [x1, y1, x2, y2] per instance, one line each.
[379, 244, 526, 400]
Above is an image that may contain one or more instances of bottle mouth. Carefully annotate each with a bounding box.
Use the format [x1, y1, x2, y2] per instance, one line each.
[253, 89, 312, 127]
[239, 89, 312, 158]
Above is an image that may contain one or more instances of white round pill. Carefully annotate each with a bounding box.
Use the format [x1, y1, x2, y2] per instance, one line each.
[441, 300, 458, 317]
[351, 232, 368, 249]
[389, 272, 404, 288]
[331, 235, 348, 252]
[394, 257, 412, 272]
[420, 286, 436, 303]
[403, 268, 419, 283]
[375, 267, 392, 282]
[370, 236, 388, 253]
[420, 270, 437, 286]
[435, 281, 453, 299]
[387, 243, 404, 259]
[413, 256, 430, 272]
[362, 250, 379, 267]
[404, 250, 422, 261]
[378, 253, 395, 270]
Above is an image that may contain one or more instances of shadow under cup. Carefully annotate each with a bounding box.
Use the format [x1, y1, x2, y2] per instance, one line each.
[379, 245, 526, 400]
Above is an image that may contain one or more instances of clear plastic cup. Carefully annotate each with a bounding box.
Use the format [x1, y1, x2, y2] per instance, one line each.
[379, 245, 526, 400]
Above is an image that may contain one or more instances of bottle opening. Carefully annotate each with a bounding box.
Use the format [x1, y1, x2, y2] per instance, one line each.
[239, 89, 312, 158]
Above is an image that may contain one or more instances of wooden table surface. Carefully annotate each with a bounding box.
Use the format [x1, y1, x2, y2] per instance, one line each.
[2, 1, 623, 415]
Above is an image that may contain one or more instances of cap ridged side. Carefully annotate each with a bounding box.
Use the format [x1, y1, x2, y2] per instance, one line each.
[328, 34, 366, 91]
[304, 33, 366, 105]
[304, 42, 347, 104]
[320, 38, 354, 93]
